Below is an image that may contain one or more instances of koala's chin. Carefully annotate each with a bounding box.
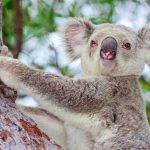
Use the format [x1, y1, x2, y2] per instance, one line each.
[100, 59, 116, 74]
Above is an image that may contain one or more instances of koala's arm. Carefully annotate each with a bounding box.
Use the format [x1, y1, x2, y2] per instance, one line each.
[0, 57, 111, 124]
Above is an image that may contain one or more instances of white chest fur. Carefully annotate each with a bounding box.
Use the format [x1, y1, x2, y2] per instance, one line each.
[65, 122, 116, 150]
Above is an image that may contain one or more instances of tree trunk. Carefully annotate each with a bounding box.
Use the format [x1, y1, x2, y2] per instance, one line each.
[0, 81, 61, 150]
[13, 0, 23, 58]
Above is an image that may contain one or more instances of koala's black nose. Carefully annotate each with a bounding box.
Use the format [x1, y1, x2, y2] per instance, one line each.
[100, 37, 117, 60]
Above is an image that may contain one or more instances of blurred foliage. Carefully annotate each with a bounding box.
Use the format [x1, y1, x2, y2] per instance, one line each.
[60, 66, 71, 76]
[140, 77, 150, 92]
[146, 101, 150, 124]
[91, 0, 116, 24]
[3, 0, 149, 47]
[2, 0, 150, 123]
[3, 0, 15, 46]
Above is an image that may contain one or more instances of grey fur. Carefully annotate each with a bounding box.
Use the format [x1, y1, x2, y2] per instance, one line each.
[0, 19, 150, 149]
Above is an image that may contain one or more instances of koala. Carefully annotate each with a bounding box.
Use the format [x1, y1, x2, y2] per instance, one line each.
[0, 18, 150, 150]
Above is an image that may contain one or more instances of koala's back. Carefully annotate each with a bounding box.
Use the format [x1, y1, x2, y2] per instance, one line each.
[64, 76, 150, 150]
[96, 128, 150, 150]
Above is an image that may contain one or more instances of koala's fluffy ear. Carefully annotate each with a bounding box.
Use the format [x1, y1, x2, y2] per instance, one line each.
[60, 18, 94, 60]
[138, 25, 150, 66]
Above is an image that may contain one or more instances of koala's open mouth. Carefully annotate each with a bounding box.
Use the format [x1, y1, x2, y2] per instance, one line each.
[100, 50, 116, 60]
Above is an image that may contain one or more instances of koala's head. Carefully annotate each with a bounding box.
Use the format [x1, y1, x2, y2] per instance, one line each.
[61, 18, 150, 76]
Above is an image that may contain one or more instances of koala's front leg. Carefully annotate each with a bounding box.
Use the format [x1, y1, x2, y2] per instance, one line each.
[0, 47, 112, 129]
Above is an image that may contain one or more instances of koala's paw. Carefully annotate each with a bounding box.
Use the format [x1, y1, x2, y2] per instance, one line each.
[0, 45, 13, 57]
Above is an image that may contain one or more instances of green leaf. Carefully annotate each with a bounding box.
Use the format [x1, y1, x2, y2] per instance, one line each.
[139, 77, 150, 92]
[60, 66, 70, 76]
[146, 101, 150, 124]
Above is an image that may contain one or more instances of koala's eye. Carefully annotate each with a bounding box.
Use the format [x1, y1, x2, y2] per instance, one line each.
[122, 42, 131, 50]
[90, 40, 98, 47]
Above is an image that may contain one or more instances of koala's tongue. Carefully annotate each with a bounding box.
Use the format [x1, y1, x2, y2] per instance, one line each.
[101, 59, 115, 69]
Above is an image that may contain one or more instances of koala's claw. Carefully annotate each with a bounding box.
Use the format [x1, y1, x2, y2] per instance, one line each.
[0, 45, 13, 57]
[0, 45, 8, 55]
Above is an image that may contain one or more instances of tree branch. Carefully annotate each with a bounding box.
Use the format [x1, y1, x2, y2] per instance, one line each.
[0, 81, 61, 149]
[13, 0, 23, 58]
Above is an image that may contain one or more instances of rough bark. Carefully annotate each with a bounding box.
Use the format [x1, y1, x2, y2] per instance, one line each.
[0, 81, 61, 150]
